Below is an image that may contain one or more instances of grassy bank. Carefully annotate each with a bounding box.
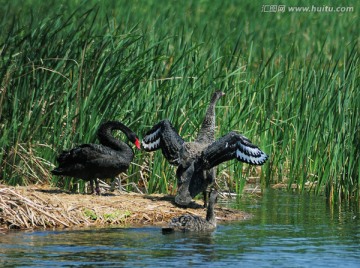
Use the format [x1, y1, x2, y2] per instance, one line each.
[0, 0, 359, 204]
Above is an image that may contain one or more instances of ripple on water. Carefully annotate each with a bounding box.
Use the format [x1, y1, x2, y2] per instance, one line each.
[0, 190, 359, 267]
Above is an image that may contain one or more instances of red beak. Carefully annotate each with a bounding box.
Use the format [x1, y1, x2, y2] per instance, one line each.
[134, 138, 141, 149]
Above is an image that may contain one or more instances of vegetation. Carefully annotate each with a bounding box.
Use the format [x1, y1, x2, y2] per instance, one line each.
[0, 0, 359, 204]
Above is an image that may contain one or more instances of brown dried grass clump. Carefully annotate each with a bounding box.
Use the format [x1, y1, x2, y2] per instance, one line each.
[0, 185, 252, 231]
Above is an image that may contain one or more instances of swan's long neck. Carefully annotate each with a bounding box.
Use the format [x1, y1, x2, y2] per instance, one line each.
[205, 193, 217, 225]
[97, 121, 134, 155]
[196, 93, 222, 144]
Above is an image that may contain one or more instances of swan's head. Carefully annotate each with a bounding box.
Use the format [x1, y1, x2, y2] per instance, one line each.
[213, 90, 225, 98]
[128, 133, 141, 149]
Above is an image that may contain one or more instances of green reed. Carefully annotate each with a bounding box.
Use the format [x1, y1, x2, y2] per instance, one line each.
[0, 0, 358, 204]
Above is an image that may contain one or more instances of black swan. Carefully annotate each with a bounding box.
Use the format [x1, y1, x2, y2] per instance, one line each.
[162, 189, 218, 233]
[142, 91, 268, 207]
[51, 121, 140, 195]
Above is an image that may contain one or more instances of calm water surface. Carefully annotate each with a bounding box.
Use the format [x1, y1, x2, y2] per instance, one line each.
[1, 190, 359, 267]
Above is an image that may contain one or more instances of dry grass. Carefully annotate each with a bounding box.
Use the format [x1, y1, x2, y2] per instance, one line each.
[0, 185, 252, 231]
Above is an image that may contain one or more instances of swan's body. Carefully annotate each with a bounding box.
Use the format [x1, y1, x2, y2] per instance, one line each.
[52, 121, 140, 194]
[162, 189, 218, 233]
[142, 91, 268, 207]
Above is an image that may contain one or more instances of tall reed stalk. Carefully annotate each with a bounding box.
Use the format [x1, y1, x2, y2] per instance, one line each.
[0, 0, 358, 204]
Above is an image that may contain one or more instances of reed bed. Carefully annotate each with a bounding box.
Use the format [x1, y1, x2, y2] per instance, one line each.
[0, 0, 359, 204]
[0, 186, 250, 230]
[0, 187, 88, 229]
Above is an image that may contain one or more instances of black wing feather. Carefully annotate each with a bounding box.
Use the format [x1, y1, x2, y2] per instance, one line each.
[141, 120, 184, 165]
[199, 131, 268, 169]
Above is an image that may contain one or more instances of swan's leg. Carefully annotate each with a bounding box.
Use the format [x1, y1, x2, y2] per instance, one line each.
[110, 177, 123, 192]
[90, 179, 94, 194]
[110, 178, 116, 192]
[203, 168, 215, 207]
[95, 178, 100, 195]
[175, 164, 194, 206]
[118, 177, 122, 192]
[203, 190, 208, 208]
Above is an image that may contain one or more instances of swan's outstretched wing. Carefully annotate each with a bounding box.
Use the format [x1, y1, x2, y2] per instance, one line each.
[198, 131, 268, 169]
[141, 119, 185, 165]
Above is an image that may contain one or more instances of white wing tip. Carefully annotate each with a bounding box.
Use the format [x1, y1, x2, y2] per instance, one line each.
[236, 149, 268, 165]
[141, 139, 160, 151]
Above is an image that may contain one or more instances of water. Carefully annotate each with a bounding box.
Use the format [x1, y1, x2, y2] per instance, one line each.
[1, 190, 359, 267]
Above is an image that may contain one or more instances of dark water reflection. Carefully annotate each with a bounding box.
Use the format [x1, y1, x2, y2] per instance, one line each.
[1, 190, 359, 267]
